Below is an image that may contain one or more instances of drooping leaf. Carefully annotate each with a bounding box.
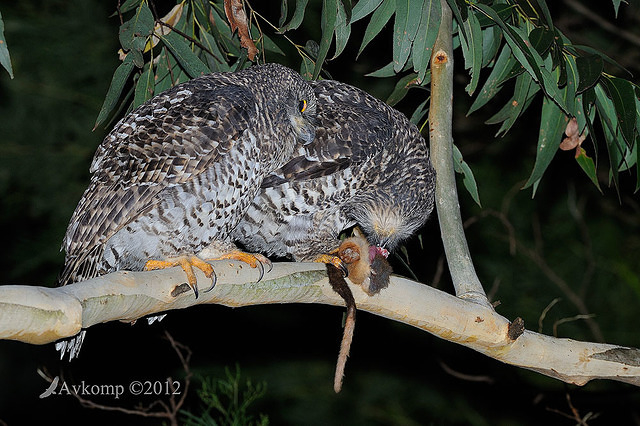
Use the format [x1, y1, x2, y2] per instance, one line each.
[523, 95, 569, 192]
[594, 83, 623, 189]
[575, 147, 603, 193]
[534, 0, 554, 28]
[467, 44, 523, 115]
[475, 3, 514, 27]
[200, 30, 231, 72]
[300, 54, 315, 80]
[566, 44, 631, 77]
[250, 26, 286, 57]
[365, 61, 396, 77]
[494, 72, 539, 136]
[481, 25, 501, 67]
[528, 27, 554, 57]
[341, 0, 353, 23]
[387, 72, 420, 106]
[332, 0, 352, 59]
[133, 66, 154, 108]
[575, 54, 603, 94]
[601, 76, 637, 148]
[94, 55, 136, 130]
[460, 10, 483, 95]
[563, 54, 578, 117]
[392, 0, 411, 72]
[209, 5, 241, 57]
[453, 145, 481, 207]
[351, 0, 384, 23]
[314, 0, 339, 79]
[612, 0, 623, 18]
[160, 31, 211, 78]
[411, 0, 441, 84]
[0, 11, 13, 78]
[279, 0, 289, 27]
[279, 0, 310, 32]
[446, 0, 468, 40]
[118, 0, 143, 14]
[410, 97, 430, 126]
[357, 0, 395, 58]
[119, 3, 154, 52]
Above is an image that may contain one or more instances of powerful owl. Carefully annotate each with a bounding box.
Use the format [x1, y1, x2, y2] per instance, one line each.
[233, 79, 436, 285]
[59, 63, 316, 296]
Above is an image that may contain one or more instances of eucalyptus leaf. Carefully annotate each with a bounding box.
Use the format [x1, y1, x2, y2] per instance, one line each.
[411, 0, 441, 84]
[453, 145, 481, 207]
[279, 0, 310, 32]
[460, 11, 483, 95]
[0, 11, 13, 78]
[387, 72, 420, 106]
[576, 54, 603, 94]
[133, 67, 154, 108]
[314, 0, 339, 79]
[575, 148, 602, 193]
[357, 0, 395, 58]
[94, 55, 136, 130]
[160, 31, 210, 78]
[601, 76, 637, 147]
[332, 0, 352, 59]
[351, 0, 384, 23]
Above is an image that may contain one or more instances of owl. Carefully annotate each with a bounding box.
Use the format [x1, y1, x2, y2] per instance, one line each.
[59, 63, 317, 298]
[232, 79, 436, 285]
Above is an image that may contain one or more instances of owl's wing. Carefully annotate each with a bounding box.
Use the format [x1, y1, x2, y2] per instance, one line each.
[61, 82, 257, 280]
[261, 94, 392, 188]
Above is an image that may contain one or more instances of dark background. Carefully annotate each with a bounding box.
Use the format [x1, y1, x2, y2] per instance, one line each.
[0, 1, 639, 424]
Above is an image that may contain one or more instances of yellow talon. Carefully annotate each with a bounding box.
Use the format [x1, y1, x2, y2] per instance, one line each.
[144, 255, 215, 298]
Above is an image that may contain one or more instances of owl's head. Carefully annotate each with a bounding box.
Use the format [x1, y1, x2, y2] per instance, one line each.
[247, 63, 317, 145]
[347, 177, 435, 253]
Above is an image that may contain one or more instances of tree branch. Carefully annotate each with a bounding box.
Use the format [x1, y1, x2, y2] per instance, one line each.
[1, 261, 638, 387]
[429, 1, 488, 304]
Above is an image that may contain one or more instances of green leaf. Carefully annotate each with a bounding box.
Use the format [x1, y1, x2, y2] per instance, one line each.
[494, 72, 539, 136]
[387, 72, 420, 106]
[118, 0, 143, 14]
[332, 0, 352, 59]
[411, 0, 441, 84]
[133, 66, 154, 108]
[576, 54, 603, 94]
[0, 11, 13, 78]
[601, 76, 637, 148]
[522, 95, 569, 192]
[366, 61, 396, 77]
[475, 4, 514, 27]
[279, 0, 289, 27]
[279, 0, 310, 32]
[357, 0, 395, 58]
[351, 0, 384, 23]
[119, 3, 154, 52]
[314, 0, 339, 79]
[528, 27, 554, 57]
[160, 31, 210, 78]
[594, 83, 623, 189]
[575, 147, 603, 193]
[612, 0, 623, 18]
[563, 54, 578, 117]
[481, 25, 501, 67]
[410, 97, 430, 126]
[251, 26, 286, 56]
[534, 0, 554, 28]
[341, 0, 353, 23]
[200, 30, 231, 72]
[467, 44, 523, 115]
[300, 55, 315, 80]
[460, 11, 483, 95]
[392, 0, 409, 72]
[566, 44, 631, 77]
[94, 55, 136, 130]
[453, 145, 481, 207]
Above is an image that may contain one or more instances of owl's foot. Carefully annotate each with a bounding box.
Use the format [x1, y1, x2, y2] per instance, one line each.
[144, 255, 215, 299]
[314, 254, 349, 277]
[206, 251, 272, 282]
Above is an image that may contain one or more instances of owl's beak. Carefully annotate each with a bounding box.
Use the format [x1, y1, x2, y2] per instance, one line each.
[292, 116, 316, 145]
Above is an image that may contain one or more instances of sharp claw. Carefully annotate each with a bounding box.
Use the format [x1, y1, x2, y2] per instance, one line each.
[202, 269, 217, 293]
[264, 258, 273, 273]
[339, 261, 349, 277]
[256, 260, 265, 282]
[192, 283, 199, 299]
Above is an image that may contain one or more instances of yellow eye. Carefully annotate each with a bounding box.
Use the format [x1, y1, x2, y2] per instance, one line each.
[299, 99, 307, 113]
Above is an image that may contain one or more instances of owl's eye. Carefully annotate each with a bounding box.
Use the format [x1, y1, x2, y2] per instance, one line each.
[299, 99, 307, 113]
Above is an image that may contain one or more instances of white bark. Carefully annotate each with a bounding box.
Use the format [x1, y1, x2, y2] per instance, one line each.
[1, 260, 638, 387]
